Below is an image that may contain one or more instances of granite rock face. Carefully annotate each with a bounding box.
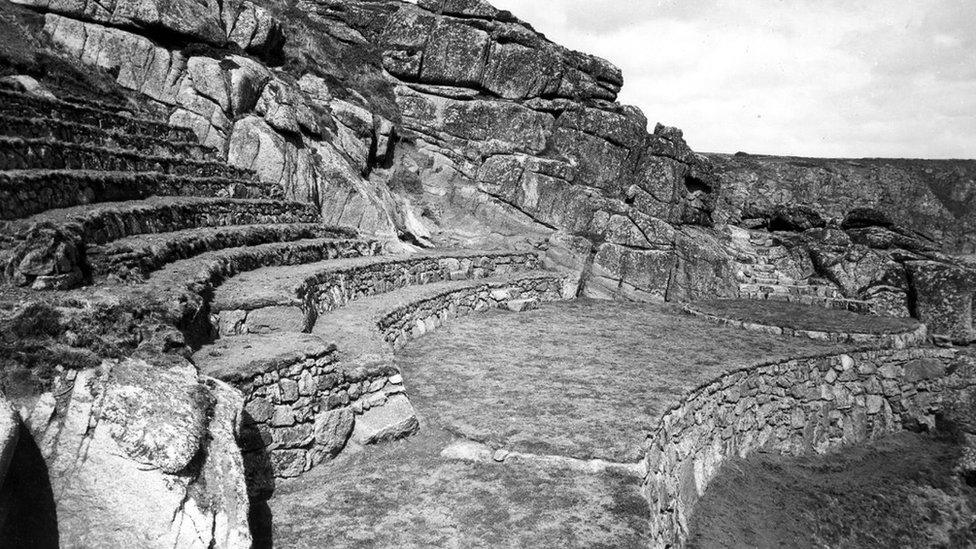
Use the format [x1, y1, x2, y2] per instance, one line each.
[710, 153, 976, 254]
[25, 0, 735, 301]
[6, 358, 251, 548]
[12, 0, 283, 55]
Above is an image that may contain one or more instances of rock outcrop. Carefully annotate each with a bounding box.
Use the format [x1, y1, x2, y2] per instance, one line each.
[16, 0, 737, 301]
[1, 0, 974, 545]
[3, 355, 250, 547]
[710, 153, 976, 255]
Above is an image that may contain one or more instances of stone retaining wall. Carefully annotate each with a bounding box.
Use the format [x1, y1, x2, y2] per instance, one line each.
[0, 115, 213, 160]
[0, 171, 275, 221]
[234, 346, 403, 497]
[90, 224, 355, 278]
[7, 197, 317, 244]
[682, 304, 928, 349]
[381, 275, 566, 348]
[643, 347, 976, 547]
[0, 137, 253, 179]
[228, 272, 568, 494]
[0, 89, 194, 141]
[303, 252, 543, 317]
[216, 252, 543, 336]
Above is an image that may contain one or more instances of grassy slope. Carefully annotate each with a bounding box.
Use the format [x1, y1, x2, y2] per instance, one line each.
[688, 431, 976, 549]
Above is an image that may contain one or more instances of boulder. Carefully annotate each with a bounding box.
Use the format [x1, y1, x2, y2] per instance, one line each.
[906, 261, 976, 343]
[312, 407, 355, 458]
[21, 359, 251, 548]
[0, 395, 18, 497]
[0, 75, 55, 99]
[4, 223, 84, 290]
[351, 395, 419, 445]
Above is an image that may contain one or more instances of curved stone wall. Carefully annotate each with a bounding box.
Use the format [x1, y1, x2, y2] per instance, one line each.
[643, 347, 976, 547]
[302, 252, 543, 318]
[217, 272, 569, 493]
[380, 275, 566, 349]
[224, 336, 403, 496]
[682, 303, 928, 349]
[215, 251, 542, 336]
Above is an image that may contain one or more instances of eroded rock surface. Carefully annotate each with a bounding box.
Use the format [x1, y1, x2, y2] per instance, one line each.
[16, 0, 742, 301]
[5, 356, 251, 548]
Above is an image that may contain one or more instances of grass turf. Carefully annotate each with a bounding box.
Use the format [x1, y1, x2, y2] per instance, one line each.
[265, 428, 650, 549]
[396, 299, 860, 462]
[687, 431, 976, 548]
[691, 298, 921, 334]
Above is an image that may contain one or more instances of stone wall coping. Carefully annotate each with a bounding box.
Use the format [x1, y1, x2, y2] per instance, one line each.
[212, 248, 542, 313]
[682, 302, 928, 349]
[194, 331, 336, 382]
[0, 88, 186, 134]
[313, 270, 562, 359]
[5, 195, 316, 237]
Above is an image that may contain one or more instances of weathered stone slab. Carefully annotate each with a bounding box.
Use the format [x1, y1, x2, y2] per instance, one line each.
[351, 395, 420, 445]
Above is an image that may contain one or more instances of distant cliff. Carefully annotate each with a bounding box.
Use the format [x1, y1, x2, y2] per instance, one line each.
[709, 153, 976, 254]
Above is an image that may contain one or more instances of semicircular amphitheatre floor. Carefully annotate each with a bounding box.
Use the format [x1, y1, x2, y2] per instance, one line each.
[266, 299, 866, 548]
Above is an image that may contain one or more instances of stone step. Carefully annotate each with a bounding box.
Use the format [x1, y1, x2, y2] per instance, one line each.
[193, 270, 565, 484]
[136, 237, 382, 334]
[739, 291, 872, 313]
[210, 249, 543, 336]
[0, 169, 281, 220]
[753, 246, 788, 259]
[0, 89, 194, 141]
[0, 115, 217, 161]
[89, 223, 359, 279]
[3, 196, 319, 247]
[0, 137, 255, 180]
[739, 282, 843, 299]
[748, 275, 798, 286]
[54, 92, 155, 118]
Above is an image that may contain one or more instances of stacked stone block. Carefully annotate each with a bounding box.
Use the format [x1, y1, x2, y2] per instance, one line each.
[643, 348, 976, 546]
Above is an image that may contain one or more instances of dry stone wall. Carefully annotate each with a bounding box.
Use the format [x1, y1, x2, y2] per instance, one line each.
[643, 348, 976, 547]
[303, 252, 542, 318]
[221, 270, 566, 495]
[681, 303, 928, 349]
[215, 251, 542, 336]
[232, 343, 402, 496]
[0, 170, 275, 221]
[381, 275, 565, 348]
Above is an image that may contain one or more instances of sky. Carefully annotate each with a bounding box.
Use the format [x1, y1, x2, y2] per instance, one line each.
[490, 0, 976, 159]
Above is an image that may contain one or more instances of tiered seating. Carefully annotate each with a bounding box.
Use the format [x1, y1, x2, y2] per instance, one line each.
[191, 249, 567, 490]
[0, 89, 281, 220]
[736, 229, 871, 312]
[2, 84, 572, 496]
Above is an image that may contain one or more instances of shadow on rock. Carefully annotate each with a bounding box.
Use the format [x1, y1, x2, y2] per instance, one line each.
[241, 409, 275, 548]
[0, 423, 58, 548]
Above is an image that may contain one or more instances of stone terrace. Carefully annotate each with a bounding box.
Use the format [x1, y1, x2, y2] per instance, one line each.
[266, 299, 976, 547]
